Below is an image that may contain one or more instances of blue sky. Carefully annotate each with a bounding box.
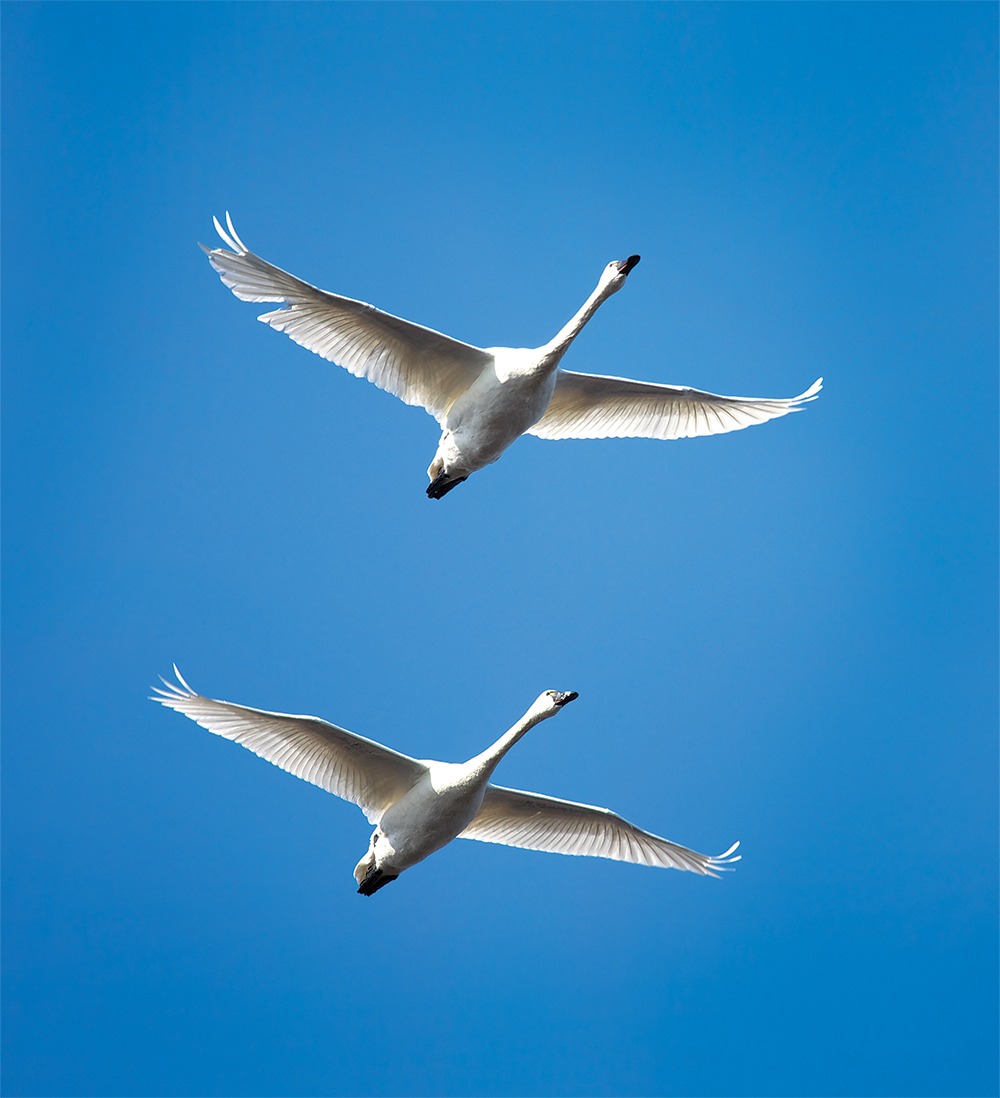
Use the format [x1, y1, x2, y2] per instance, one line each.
[3, 3, 997, 1096]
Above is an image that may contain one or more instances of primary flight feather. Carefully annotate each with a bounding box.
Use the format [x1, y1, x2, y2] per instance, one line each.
[202, 213, 821, 498]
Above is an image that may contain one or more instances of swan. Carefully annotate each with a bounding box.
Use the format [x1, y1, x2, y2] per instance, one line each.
[152, 668, 740, 895]
[202, 214, 822, 498]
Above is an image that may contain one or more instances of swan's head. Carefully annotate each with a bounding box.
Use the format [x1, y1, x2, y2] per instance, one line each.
[600, 255, 641, 295]
[528, 690, 579, 721]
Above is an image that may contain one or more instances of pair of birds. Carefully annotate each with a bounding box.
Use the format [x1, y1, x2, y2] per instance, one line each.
[155, 215, 821, 894]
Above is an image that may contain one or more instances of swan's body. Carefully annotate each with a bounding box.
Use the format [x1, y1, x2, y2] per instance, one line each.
[202, 214, 822, 498]
[153, 669, 740, 895]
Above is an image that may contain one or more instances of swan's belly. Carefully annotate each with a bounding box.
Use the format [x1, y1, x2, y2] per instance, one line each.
[375, 771, 485, 872]
[440, 361, 557, 472]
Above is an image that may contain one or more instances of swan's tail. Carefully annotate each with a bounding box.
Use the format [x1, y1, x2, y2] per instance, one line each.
[426, 472, 468, 499]
[357, 866, 399, 896]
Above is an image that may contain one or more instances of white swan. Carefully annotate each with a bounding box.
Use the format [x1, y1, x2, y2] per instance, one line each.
[202, 214, 822, 498]
[153, 669, 740, 895]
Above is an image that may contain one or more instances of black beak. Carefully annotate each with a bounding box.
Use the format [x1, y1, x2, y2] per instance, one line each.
[618, 255, 641, 276]
[552, 691, 579, 708]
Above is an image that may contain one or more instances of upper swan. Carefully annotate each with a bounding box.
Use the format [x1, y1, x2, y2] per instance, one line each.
[153, 668, 740, 896]
[202, 213, 821, 498]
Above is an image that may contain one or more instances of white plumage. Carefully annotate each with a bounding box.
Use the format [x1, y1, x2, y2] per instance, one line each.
[202, 213, 821, 498]
[153, 668, 740, 895]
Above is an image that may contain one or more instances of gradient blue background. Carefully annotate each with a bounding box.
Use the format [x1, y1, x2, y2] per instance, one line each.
[3, 4, 997, 1096]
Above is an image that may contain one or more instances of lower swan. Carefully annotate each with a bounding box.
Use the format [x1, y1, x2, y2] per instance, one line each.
[153, 669, 740, 895]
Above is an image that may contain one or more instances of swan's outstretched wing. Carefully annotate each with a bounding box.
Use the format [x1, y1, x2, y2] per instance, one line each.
[460, 784, 740, 876]
[152, 668, 426, 824]
[527, 370, 822, 440]
[202, 214, 493, 421]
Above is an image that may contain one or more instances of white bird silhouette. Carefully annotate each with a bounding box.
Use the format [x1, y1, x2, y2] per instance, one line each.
[202, 214, 821, 498]
[153, 669, 740, 895]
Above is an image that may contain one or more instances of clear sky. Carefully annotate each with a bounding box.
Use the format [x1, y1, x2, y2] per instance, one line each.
[3, 3, 997, 1096]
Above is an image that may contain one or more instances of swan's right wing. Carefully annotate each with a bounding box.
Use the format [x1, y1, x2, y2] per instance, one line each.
[152, 669, 426, 824]
[460, 784, 740, 876]
[527, 370, 822, 440]
[202, 214, 493, 421]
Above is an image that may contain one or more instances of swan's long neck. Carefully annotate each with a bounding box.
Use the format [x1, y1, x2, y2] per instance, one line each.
[541, 279, 617, 364]
[464, 706, 550, 785]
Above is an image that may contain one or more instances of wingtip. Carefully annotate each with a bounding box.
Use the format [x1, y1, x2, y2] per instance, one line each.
[150, 665, 197, 704]
[798, 377, 823, 402]
[709, 840, 742, 872]
[212, 213, 247, 255]
[172, 664, 196, 694]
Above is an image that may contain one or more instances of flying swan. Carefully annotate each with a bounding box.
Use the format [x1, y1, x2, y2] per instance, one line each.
[202, 214, 821, 498]
[153, 668, 740, 895]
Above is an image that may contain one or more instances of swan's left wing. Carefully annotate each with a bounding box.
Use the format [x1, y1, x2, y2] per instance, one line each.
[527, 370, 822, 440]
[202, 214, 494, 421]
[152, 669, 426, 824]
[459, 784, 740, 876]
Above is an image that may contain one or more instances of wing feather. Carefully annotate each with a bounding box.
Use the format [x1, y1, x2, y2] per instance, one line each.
[460, 784, 740, 876]
[528, 369, 822, 441]
[152, 668, 426, 824]
[202, 213, 493, 421]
